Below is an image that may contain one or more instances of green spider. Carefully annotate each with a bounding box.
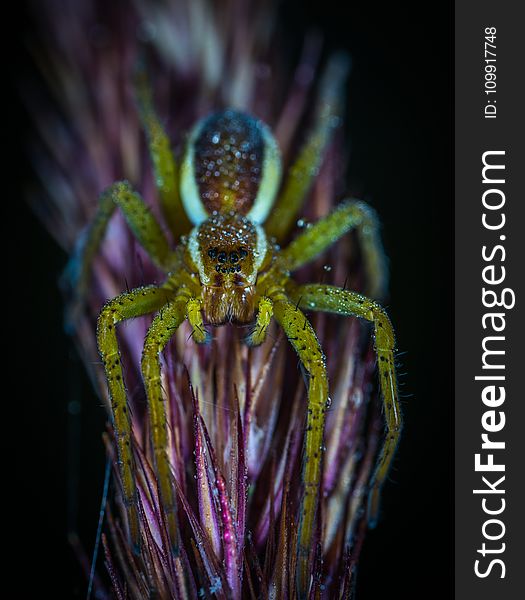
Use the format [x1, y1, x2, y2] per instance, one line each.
[69, 63, 401, 596]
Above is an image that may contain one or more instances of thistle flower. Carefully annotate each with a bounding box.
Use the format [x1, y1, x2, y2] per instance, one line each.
[29, 0, 389, 597]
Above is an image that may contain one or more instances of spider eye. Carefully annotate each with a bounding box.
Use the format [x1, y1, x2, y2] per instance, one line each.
[239, 248, 248, 258]
[208, 247, 218, 259]
[217, 251, 227, 263]
[229, 252, 239, 263]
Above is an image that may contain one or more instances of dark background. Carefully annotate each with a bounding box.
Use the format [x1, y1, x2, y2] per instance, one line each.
[12, 1, 453, 597]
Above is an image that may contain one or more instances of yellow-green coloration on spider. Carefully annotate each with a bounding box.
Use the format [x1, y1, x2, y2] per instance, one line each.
[69, 60, 401, 598]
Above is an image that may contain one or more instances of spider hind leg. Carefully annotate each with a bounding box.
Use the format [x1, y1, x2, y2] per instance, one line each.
[264, 53, 350, 243]
[133, 65, 192, 240]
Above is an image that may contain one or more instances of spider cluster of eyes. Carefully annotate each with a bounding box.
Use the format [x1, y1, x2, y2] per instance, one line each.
[208, 247, 248, 274]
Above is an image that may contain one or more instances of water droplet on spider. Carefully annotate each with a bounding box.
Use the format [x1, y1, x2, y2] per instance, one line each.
[296, 218, 308, 228]
[325, 397, 332, 409]
[212, 133, 220, 144]
[323, 264, 332, 272]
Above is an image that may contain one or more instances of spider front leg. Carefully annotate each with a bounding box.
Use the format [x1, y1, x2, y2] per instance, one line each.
[246, 296, 273, 346]
[134, 67, 192, 240]
[141, 289, 192, 555]
[287, 283, 402, 527]
[279, 199, 387, 298]
[65, 181, 175, 325]
[97, 284, 172, 551]
[186, 297, 210, 344]
[269, 292, 329, 598]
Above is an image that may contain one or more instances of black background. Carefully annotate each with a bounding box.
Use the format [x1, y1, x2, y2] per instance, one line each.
[12, 1, 453, 597]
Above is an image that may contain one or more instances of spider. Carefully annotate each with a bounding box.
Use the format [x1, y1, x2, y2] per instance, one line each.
[68, 60, 401, 595]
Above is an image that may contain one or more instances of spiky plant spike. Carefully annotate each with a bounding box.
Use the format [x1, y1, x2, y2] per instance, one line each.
[30, 0, 385, 597]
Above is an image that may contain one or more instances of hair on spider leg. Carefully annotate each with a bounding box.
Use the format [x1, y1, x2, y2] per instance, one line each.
[186, 328, 198, 342]
[159, 380, 170, 399]
[134, 248, 146, 288]
[262, 329, 278, 343]
[393, 350, 408, 371]
[397, 391, 414, 404]
[127, 380, 147, 406]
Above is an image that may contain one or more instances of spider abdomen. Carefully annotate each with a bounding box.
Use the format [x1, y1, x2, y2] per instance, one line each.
[181, 110, 281, 225]
[195, 111, 263, 215]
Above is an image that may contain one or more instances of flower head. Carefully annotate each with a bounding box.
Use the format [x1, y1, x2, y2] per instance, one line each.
[30, 1, 385, 596]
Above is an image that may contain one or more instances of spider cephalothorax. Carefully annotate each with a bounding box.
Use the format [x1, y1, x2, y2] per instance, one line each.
[187, 211, 273, 324]
[70, 62, 401, 597]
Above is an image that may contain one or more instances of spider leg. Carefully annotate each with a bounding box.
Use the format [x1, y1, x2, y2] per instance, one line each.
[287, 283, 401, 528]
[134, 67, 192, 240]
[141, 289, 192, 554]
[268, 291, 328, 598]
[279, 199, 387, 298]
[97, 284, 173, 552]
[64, 181, 176, 325]
[186, 297, 210, 344]
[264, 54, 349, 243]
[246, 296, 273, 346]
